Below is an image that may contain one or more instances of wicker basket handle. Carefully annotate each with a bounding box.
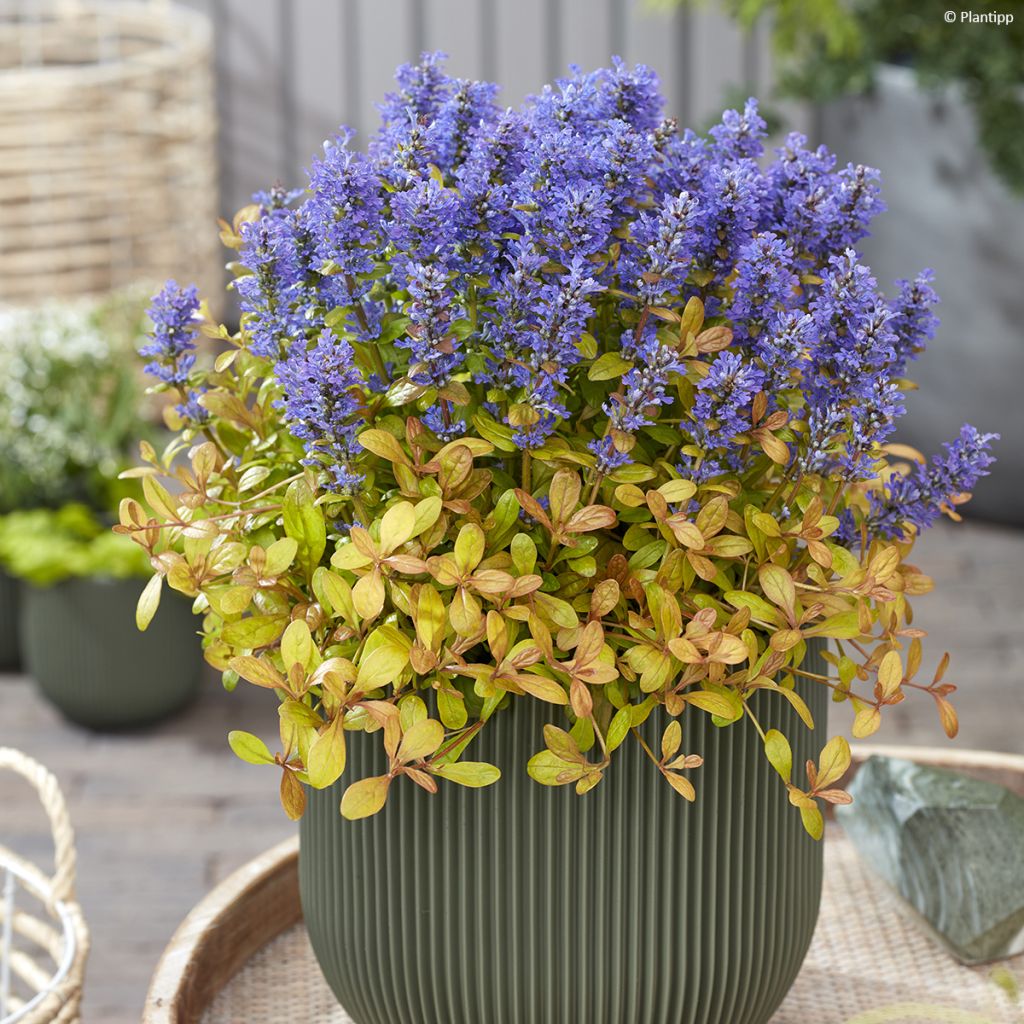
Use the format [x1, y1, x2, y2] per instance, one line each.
[0, 748, 77, 903]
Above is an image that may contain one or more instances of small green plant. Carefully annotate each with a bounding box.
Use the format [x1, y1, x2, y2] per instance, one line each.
[0, 505, 149, 587]
[0, 292, 151, 513]
[122, 56, 995, 833]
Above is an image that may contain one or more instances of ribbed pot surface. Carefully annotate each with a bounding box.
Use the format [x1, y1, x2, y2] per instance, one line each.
[0, 570, 19, 670]
[300, 640, 828, 1024]
[20, 577, 202, 730]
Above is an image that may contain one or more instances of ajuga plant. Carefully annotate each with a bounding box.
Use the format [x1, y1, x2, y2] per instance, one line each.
[121, 54, 996, 837]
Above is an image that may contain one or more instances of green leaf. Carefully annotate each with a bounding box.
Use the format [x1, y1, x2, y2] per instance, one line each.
[281, 619, 315, 672]
[340, 775, 390, 819]
[222, 614, 288, 650]
[543, 724, 583, 762]
[877, 650, 903, 698]
[684, 687, 743, 722]
[436, 687, 468, 729]
[397, 718, 445, 762]
[588, 352, 633, 381]
[354, 641, 409, 693]
[764, 729, 793, 782]
[312, 567, 358, 626]
[411, 495, 443, 538]
[454, 523, 485, 573]
[510, 533, 537, 576]
[229, 730, 274, 765]
[280, 769, 306, 820]
[398, 694, 428, 731]
[284, 479, 327, 578]
[136, 573, 162, 631]
[816, 735, 851, 788]
[229, 655, 286, 690]
[263, 537, 298, 576]
[471, 412, 518, 452]
[803, 611, 862, 639]
[357, 428, 410, 465]
[432, 762, 501, 787]
[306, 718, 347, 789]
[800, 803, 824, 841]
[605, 707, 631, 752]
[724, 590, 781, 625]
[526, 750, 585, 786]
[759, 563, 797, 618]
[661, 720, 682, 760]
[379, 502, 417, 554]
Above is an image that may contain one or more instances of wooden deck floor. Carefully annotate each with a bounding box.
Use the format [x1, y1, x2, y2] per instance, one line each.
[1, 519, 1022, 1023]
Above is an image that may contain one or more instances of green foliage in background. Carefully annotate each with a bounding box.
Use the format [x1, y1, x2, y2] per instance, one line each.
[0, 504, 150, 587]
[665, 0, 1024, 194]
[0, 291, 152, 514]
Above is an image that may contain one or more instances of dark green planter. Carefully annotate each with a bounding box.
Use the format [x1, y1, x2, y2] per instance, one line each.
[300, 641, 829, 1024]
[0, 570, 19, 670]
[20, 577, 202, 730]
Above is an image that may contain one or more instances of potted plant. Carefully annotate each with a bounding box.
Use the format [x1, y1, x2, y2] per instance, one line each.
[0, 505, 202, 729]
[0, 296, 145, 669]
[122, 56, 996, 1024]
[0, 295, 202, 725]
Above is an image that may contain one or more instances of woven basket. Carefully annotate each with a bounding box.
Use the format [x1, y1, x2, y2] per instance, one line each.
[0, 0, 220, 304]
[0, 748, 88, 1024]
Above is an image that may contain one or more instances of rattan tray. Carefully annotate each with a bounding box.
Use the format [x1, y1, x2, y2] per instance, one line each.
[144, 746, 1024, 1024]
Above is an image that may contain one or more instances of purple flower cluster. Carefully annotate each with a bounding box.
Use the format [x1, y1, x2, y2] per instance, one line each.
[692, 350, 765, 452]
[400, 262, 465, 388]
[141, 281, 208, 424]
[887, 269, 940, 375]
[275, 330, 365, 493]
[868, 426, 999, 538]
[590, 324, 687, 472]
[236, 211, 308, 360]
[148, 54, 995, 542]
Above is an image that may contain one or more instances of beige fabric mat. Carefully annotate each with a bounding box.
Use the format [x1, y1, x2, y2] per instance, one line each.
[202, 834, 1021, 1024]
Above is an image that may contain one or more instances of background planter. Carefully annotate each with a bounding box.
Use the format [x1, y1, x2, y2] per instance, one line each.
[0, 569, 19, 670]
[300, 641, 829, 1024]
[20, 576, 202, 730]
[818, 64, 1024, 524]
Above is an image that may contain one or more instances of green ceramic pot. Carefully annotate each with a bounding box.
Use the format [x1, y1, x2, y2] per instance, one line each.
[0, 570, 19, 670]
[20, 576, 202, 730]
[300, 641, 829, 1024]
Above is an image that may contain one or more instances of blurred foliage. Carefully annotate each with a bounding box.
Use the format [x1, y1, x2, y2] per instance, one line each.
[662, 0, 1024, 194]
[0, 290, 152, 514]
[0, 504, 150, 587]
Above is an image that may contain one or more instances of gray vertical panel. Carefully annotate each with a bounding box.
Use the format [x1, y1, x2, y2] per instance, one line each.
[742, 18, 761, 95]
[421, 0, 484, 80]
[342, 0, 365, 141]
[623, 0, 679, 123]
[480, 0, 498, 84]
[543, 0, 564, 82]
[561, 0, 612, 72]
[357, 0, 416, 144]
[607, 0, 626, 59]
[690, 5, 744, 125]
[408, 0, 426, 58]
[672, 3, 693, 127]
[217, 0, 288, 211]
[291, 0, 346, 178]
[494, 0, 545, 108]
[279, 0, 298, 179]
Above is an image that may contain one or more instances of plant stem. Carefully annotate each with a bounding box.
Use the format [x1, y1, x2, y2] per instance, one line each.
[742, 702, 767, 742]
